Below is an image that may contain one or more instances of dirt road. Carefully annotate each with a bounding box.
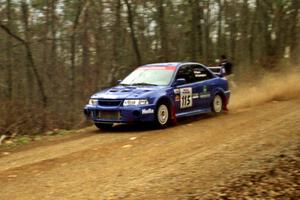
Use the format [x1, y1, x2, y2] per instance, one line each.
[1, 73, 300, 199]
[0, 97, 299, 199]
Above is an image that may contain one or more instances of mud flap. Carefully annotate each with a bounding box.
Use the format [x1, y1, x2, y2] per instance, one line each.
[223, 97, 229, 111]
[171, 104, 177, 125]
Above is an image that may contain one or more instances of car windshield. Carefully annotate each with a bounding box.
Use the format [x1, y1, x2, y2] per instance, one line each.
[120, 66, 176, 86]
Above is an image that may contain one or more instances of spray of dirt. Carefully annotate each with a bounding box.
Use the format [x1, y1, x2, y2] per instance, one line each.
[230, 69, 300, 110]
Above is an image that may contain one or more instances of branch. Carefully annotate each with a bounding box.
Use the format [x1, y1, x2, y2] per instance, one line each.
[0, 23, 26, 45]
[0, 23, 48, 107]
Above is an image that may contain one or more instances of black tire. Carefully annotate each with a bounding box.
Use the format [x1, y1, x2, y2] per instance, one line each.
[212, 94, 223, 113]
[155, 103, 170, 128]
[94, 123, 113, 131]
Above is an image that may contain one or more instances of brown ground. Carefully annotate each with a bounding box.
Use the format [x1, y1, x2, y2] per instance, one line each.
[0, 73, 300, 200]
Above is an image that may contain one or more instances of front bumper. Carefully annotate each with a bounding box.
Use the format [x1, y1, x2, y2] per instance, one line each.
[84, 104, 156, 123]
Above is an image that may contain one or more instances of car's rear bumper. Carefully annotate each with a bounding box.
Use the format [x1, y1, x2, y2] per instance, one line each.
[84, 104, 156, 123]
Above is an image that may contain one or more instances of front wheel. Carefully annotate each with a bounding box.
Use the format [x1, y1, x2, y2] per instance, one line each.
[212, 94, 223, 113]
[94, 123, 113, 131]
[155, 103, 170, 128]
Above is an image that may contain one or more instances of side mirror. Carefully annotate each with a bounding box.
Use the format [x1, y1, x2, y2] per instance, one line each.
[174, 78, 186, 86]
[116, 80, 122, 84]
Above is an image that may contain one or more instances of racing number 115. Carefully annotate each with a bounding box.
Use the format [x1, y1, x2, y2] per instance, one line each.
[181, 95, 191, 107]
[180, 88, 192, 108]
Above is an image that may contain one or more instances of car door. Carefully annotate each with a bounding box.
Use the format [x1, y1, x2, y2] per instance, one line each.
[190, 64, 216, 109]
[174, 65, 198, 114]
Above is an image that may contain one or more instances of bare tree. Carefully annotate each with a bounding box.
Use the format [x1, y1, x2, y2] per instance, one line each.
[157, 0, 169, 61]
[0, 24, 48, 107]
[0, 0, 299, 135]
[69, 0, 85, 102]
[5, 0, 12, 100]
[124, 0, 142, 66]
[21, 0, 33, 105]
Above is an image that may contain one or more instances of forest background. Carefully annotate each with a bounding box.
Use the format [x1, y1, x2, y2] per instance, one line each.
[0, 0, 299, 135]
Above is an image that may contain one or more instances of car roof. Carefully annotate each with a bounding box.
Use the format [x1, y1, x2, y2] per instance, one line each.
[141, 62, 205, 69]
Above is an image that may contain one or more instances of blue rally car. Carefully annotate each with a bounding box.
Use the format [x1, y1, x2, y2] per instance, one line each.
[84, 62, 230, 130]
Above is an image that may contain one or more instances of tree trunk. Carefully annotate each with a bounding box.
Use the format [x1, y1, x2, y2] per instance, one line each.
[124, 0, 142, 66]
[189, 0, 198, 61]
[50, 0, 58, 90]
[5, 0, 12, 100]
[216, 0, 224, 59]
[109, 0, 122, 85]
[70, 1, 84, 103]
[230, 18, 236, 62]
[202, 1, 211, 63]
[93, 0, 104, 88]
[21, 0, 33, 105]
[0, 24, 48, 107]
[157, 0, 169, 61]
[81, 3, 90, 93]
[43, 0, 50, 83]
[289, 0, 300, 64]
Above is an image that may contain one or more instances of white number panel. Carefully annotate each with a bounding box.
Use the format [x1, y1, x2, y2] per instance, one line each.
[180, 88, 192, 108]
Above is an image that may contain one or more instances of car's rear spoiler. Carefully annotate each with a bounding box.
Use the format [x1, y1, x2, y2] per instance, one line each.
[207, 66, 225, 77]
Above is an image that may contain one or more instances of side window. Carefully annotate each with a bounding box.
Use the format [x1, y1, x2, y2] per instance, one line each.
[175, 65, 195, 84]
[192, 65, 213, 82]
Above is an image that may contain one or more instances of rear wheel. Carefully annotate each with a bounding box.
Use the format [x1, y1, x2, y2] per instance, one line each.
[94, 123, 113, 131]
[155, 103, 170, 128]
[212, 94, 223, 113]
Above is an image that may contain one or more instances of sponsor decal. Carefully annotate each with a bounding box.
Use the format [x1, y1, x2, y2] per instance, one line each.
[199, 85, 211, 98]
[138, 66, 176, 70]
[173, 89, 180, 94]
[194, 70, 207, 78]
[200, 94, 211, 98]
[192, 93, 199, 99]
[103, 95, 118, 99]
[180, 87, 192, 108]
[142, 108, 154, 114]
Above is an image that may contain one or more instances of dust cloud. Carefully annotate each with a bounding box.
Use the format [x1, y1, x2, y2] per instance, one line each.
[229, 68, 300, 109]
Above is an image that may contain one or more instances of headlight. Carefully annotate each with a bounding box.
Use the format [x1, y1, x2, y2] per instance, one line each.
[88, 99, 98, 106]
[123, 99, 149, 106]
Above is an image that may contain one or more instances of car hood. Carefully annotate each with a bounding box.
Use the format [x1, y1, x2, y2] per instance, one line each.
[91, 85, 166, 99]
